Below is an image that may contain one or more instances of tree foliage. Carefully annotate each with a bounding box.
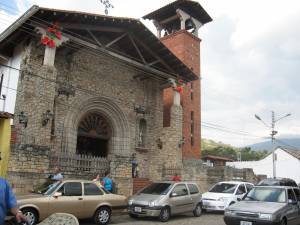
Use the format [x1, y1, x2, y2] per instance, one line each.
[201, 139, 269, 161]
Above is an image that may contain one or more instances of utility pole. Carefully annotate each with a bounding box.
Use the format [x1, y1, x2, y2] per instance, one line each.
[255, 111, 291, 178]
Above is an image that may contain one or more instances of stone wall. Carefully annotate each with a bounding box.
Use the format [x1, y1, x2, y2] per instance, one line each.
[163, 159, 258, 193]
[8, 144, 51, 194]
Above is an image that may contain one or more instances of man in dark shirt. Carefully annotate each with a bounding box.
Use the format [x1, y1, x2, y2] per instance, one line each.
[0, 154, 27, 224]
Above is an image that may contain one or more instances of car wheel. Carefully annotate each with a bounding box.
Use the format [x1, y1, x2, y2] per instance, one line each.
[21, 208, 38, 225]
[94, 206, 111, 225]
[229, 201, 235, 206]
[193, 203, 202, 217]
[280, 218, 287, 225]
[158, 207, 170, 222]
[129, 213, 139, 219]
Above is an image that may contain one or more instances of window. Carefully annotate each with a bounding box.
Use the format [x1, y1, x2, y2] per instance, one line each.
[190, 91, 193, 100]
[141, 183, 172, 195]
[58, 182, 82, 196]
[188, 184, 199, 195]
[191, 136, 194, 146]
[191, 111, 194, 121]
[172, 184, 188, 196]
[84, 183, 103, 196]
[191, 123, 194, 133]
[246, 184, 254, 192]
[138, 119, 147, 147]
[293, 188, 300, 201]
[236, 184, 246, 195]
[288, 189, 297, 201]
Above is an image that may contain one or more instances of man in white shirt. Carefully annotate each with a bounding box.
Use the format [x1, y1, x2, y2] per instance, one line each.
[51, 168, 63, 181]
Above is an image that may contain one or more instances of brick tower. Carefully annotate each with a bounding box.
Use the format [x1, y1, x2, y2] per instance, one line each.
[144, 0, 212, 159]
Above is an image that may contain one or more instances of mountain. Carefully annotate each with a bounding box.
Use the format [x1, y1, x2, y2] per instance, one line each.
[201, 139, 238, 151]
[246, 137, 300, 151]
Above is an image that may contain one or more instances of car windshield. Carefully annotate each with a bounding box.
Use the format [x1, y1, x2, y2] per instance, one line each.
[209, 183, 237, 194]
[244, 187, 286, 203]
[257, 180, 281, 186]
[43, 181, 62, 196]
[140, 183, 172, 195]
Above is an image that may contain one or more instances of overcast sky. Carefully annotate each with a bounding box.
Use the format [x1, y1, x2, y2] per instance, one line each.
[0, 0, 300, 147]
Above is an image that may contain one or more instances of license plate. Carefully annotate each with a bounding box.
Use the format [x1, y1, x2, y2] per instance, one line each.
[134, 207, 142, 213]
[240, 221, 252, 225]
[203, 201, 211, 206]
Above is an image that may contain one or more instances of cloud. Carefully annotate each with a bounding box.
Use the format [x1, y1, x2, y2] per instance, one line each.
[200, 0, 300, 146]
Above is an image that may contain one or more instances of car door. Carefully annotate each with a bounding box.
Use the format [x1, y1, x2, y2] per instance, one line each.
[235, 184, 246, 201]
[187, 184, 201, 208]
[245, 184, 254, 193]
[292, 188, 300, 222]
[48, 182, 85, 218]
[286, 188, 299, 225]
[81, 182, 105, 218]
[169, 184, 193, 214]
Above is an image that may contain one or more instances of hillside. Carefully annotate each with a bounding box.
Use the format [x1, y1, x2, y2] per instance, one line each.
[247, 137, 300, 151]
[201, 138, 269, 161]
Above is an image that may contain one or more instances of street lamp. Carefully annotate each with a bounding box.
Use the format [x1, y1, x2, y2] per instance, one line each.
[254, 111, 291, 178]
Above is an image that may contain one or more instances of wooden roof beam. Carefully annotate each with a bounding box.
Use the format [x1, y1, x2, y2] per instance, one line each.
[128, 34, 147, 65]
[86, 29, 103, 47]
[105, 33, 127, 48]
[60, 23, 125, 33]
[132, 35, 176, 74]
[62, 32, 176, 80]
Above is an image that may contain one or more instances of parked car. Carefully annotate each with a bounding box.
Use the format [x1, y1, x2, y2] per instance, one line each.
[224, 186, 300, 225]
[257, 178, 298, 187]
[202, 181, 254, 211]
[16, 180, 127, 225]
[127, 181, 202, 222]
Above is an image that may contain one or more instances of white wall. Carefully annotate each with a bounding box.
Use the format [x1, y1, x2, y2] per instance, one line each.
[227, 148, 300, 183]
[0, 44, 23, 113]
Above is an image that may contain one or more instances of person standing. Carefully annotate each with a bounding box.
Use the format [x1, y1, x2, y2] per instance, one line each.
[51, 167, 63, 181]
[131, 153, 138, 178]
[0, 155, 27, 224]
[101, 171, 113, 192]
[172, 173, 181, 182]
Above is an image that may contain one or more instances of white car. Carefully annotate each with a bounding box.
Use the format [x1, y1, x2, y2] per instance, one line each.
[201, 181, 254, 211]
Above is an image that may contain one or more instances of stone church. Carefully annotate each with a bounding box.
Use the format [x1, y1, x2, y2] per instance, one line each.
[1, 1, 254, 195]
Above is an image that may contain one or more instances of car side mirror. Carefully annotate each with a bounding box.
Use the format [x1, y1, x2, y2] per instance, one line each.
[53, 192, 62, 198]
[170, 192, 178, 197]
[237, 198, 241, 201]
[288, 199, 297, 205]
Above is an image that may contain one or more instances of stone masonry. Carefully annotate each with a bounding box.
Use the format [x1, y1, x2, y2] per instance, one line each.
[8, 36, 183, 195]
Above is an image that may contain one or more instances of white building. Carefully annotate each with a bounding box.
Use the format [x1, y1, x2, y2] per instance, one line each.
[226, 147, 300, 183]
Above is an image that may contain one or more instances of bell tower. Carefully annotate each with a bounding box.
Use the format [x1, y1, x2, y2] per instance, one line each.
[144, 0, 212, 159]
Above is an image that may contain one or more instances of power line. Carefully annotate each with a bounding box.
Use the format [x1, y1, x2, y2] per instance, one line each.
[202, 121, 265, 138]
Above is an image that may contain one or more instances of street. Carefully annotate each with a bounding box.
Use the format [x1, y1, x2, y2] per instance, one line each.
[80, 212, 225, 225]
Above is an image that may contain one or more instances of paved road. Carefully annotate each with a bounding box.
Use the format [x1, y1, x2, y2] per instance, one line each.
[80, 212, 225, 225]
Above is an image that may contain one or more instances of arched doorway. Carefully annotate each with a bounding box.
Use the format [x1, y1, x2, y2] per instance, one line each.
[76, 112, 111, 157]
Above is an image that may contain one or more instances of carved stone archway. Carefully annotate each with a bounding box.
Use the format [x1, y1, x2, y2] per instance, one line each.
[63, 97, 131, 157]
[76, 112, 111, 157]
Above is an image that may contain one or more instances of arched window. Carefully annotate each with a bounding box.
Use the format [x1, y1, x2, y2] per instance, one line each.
[138, 119, 147, 147]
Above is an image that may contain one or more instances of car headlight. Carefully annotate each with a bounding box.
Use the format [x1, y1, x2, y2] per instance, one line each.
[148, 201, 156, 207]
[128, 199, 133, 205]
[218, 197, 229, 202]
[259, 213, 272, 220]
[224, 210, 235, 216]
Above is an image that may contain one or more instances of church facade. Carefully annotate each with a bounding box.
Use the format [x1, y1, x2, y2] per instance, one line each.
[0, 1, 221, 195]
